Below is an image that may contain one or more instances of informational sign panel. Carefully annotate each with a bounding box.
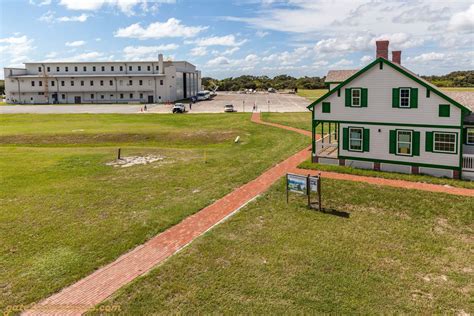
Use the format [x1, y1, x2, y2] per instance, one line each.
[286, 173, 322, 211]
[287, 174, 307, 194]
[309, 176, 319, 192]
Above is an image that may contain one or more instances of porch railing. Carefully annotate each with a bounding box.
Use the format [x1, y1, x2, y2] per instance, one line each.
[462, 154, 474, 171]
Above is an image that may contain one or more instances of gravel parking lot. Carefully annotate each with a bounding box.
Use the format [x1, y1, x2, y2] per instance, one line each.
[0, 92, 310, 114]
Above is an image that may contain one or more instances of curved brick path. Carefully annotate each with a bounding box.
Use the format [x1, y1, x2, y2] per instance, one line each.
[25, 112, 473, 316]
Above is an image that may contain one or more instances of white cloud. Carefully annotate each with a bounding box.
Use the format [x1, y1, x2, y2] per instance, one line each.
[371, 33, 424, 50]
[448, 4, 474, 32]
[123, 44, 179, 59]
[331, 59, 353, 68]
[222, 47, 240, 55]
[29, 0, 51, 6]
[115, 18, 207, 39]
[245, 54, 259, 63]
[256, 31, 269, 38]
[408, 52, 445, 62]
[65, 40, 86, 47]
[314, 36, 370, 54]
[39, 10, 55, 23]
[207, 56, 230, 66]
[59, 0, 176, 15]
[58, 14, 90, 22]
[0, 35, 35, 65]
[360, 55, 372, 63]
[190, 46, 207, 56]
[191, 35, 247, 47]
[39, 11, 90, 23]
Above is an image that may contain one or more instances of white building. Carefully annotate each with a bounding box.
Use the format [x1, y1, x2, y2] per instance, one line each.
[3, 54, 201, 104]
[309, 40, 474, 180]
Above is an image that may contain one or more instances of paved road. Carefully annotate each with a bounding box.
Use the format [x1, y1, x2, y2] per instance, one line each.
[0, 92, 310, 114]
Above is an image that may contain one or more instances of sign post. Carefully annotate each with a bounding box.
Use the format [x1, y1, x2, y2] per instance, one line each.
[286, 173, 322, 211]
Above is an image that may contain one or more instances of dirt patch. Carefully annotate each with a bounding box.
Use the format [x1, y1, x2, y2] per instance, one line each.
[106, 155, 164, 168]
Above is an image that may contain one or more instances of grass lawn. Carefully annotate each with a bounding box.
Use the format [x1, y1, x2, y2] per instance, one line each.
[299, 162, 474, 190]
[261, 112, 313, 132]
[0, 113, 309, 310]
[441, 87, 474, 92]
[297, 89, 328, 101]
[94, 178, 473, 314]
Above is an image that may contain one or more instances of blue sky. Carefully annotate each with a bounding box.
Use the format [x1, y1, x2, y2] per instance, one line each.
[0, 0, 473, 79]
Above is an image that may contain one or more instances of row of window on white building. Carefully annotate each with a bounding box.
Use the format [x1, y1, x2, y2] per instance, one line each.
[37, 65, 159, 73]
[30, 79, 164, 87]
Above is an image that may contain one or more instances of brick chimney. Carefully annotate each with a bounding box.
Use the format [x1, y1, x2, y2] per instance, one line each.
[376, 40, 389, 59]
[392, 50, 401, 65]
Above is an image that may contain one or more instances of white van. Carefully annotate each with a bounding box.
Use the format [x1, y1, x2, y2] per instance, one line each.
[196, 90, 211, 101]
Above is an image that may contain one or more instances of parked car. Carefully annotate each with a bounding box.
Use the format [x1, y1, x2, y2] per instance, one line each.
[224, 104, 236, 112]
[172, 103, 187, 113]
[268, 88, 276, 93]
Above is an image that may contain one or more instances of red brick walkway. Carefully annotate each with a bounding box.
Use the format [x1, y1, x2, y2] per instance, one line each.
[25, 113, 313, 316]
[25, 113, 473, 315]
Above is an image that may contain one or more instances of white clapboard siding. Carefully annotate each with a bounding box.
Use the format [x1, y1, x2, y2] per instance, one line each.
[314, 64, 462, 127]
[338, 123, 460, 167]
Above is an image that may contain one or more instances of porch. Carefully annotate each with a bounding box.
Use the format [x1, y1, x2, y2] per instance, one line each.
[314, 121, 339, 159]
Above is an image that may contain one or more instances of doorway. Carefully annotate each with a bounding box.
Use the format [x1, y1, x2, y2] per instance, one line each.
[74, 96, 81, 104]
[147, 95, 154, 103]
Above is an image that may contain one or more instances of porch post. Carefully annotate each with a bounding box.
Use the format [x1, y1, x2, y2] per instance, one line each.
[321, 122, 324, 144]
[329, 122, 332, 143]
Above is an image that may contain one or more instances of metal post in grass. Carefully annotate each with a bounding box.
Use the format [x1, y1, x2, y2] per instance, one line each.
[307, 174, 311, 208]
[117, 148, 121, 160]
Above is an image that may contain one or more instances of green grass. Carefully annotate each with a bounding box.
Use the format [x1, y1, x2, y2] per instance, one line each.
[297, 89, 328, 101]
[93, 178, 473, 314]
[441, 87, 474, 92]
[0, 113, 309, 310]
[299, 161, 474, 189]
[261, 112, 312, 132]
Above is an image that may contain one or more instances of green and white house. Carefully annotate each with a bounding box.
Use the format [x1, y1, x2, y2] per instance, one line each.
[308, 41, 474, 180]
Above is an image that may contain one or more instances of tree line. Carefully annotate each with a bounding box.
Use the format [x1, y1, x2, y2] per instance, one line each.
[202, 70, 474, 91]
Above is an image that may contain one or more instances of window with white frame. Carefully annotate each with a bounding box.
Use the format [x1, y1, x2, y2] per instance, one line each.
[467, 128, 474, 145]
[351, 89, 361, 107]
[399, 88, 410, 108]
[397, 130, 412, 155]
[349, 127, 363, 151]
[434, 132, 456, 153]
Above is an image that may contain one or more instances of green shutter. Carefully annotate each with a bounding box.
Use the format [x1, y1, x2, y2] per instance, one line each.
[439, 104, 450, 117]
[361, 88, 368, 107]
[389, 130, 396, 154]
[410, 88, 418, 108]
[425, 131, 433, 152]
[322, 102, 331, 113]
[343, 128, 349, 150]
[337, 89, 341, 97]
[363, 128, 370, 152]
[392, 88, 399, 108]
[426, 89, 430, 98]
[345, 89, 351, 107]
[413, 131, 420, 156]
